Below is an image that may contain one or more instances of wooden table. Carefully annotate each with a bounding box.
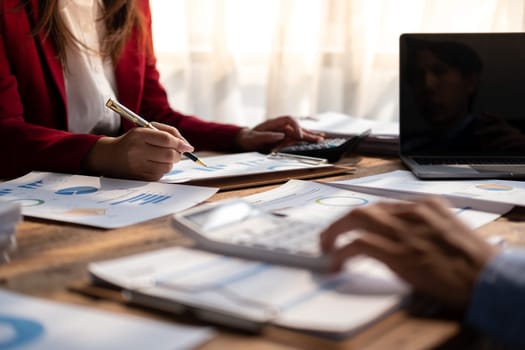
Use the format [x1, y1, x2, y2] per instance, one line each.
[2, 156, 523, 350]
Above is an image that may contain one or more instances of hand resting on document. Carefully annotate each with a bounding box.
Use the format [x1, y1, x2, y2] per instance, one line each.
[320, 197, 498, 312]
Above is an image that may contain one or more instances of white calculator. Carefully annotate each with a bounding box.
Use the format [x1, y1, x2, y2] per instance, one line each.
[171, 199, 332, 271]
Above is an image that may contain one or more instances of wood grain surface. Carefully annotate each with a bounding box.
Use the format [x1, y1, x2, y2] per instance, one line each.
[1, 156, 518, 349]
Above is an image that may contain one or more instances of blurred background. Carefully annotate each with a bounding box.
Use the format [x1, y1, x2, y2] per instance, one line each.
[151, 0, 525, 126]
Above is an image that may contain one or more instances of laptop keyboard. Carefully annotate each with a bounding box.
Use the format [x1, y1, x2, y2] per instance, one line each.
[413, 157, 525, 165]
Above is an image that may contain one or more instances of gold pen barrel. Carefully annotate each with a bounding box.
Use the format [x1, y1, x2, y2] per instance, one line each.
[106, 98, 155, 129]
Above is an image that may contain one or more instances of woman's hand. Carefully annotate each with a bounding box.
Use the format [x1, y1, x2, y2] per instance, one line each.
[236, 116, 324, 152]
[320, 197, 499, 312]
[85, 122, 194, 181]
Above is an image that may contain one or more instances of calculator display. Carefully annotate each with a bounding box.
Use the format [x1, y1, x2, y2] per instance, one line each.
[184, 200, 257, 232]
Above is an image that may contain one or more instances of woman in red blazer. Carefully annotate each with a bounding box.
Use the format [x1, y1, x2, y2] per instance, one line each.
[0, 0, 321, 180]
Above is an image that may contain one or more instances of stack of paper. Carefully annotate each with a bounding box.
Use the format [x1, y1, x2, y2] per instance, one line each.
[88, 179, 510, 336]
[297, 112, 399, 156]
[89, 246, 408, 335]
[0, 200, 21, 263]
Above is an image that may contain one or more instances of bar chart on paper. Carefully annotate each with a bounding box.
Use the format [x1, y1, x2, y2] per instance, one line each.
[0, 172, 217, 228]
[110, 193, 171, 206]
[160, 152, 331, 183]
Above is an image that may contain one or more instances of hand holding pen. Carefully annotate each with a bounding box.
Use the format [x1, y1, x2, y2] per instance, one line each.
[83, 98, 204, 181]
[106, 98, 207, 167]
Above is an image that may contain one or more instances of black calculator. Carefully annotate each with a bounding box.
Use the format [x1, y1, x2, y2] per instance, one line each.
[277, 129, 371, 162]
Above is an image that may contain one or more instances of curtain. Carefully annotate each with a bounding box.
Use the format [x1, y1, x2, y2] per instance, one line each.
[151, 0, 525, 126]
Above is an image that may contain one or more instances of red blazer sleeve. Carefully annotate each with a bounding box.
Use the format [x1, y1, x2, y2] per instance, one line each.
[0, 0, 243, 180]
[115, 0, 243, 152]
[0, 1, 101, 179]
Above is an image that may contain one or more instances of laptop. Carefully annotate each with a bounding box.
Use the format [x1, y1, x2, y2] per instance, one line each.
[399, 33, 525, 179]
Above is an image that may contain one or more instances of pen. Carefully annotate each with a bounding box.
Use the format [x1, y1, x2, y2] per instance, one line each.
[267, 152, 327, 165]
[105, 98, 207, 167]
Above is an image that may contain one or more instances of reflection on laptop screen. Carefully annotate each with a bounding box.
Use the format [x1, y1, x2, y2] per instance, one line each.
[400, 33, 525, 157]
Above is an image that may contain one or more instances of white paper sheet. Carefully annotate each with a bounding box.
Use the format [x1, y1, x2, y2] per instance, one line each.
[0, 201, 20, 263]
[0, 289, 214, 350]
[244, 179, 509, 230]
[0, 172, 217, 228]
[297, 112, 399, 137]
[331, 170, 523, 209]
[89, 247, 407, 334]
[243, 179, 398, 228]
[160, 152, 331, 183]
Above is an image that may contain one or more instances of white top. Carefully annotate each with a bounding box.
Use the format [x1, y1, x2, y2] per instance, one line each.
[60, 0, 120, 135]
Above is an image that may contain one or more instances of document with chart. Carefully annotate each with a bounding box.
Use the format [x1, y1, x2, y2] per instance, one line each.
[0, 289, 214, 350]
[330, 170, 525, 208]
[89, 246, 408, 335]
[160, 152, 333, 184]
[242, 179, 510, 230]
[0, 172, 217, 228]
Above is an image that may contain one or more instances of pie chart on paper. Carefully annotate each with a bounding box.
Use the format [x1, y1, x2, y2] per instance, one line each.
[0, 315, 44, 348]
[475, 184, 513, 191]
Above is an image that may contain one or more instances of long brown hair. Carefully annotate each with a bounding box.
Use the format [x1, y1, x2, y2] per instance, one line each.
[22, 0, 144, 63]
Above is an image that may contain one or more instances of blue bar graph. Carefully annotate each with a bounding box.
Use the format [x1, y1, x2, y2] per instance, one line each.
[194, 164, 227, 172]
[236, 159, 266, 167]
[110, 193, 171, 206]
[165, 169, 183, 176]
[0, 189, 12, 196]
[18, 180, 43, 190]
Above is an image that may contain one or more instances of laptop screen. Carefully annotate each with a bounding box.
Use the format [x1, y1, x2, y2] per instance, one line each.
[400, 33, 525, 156]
